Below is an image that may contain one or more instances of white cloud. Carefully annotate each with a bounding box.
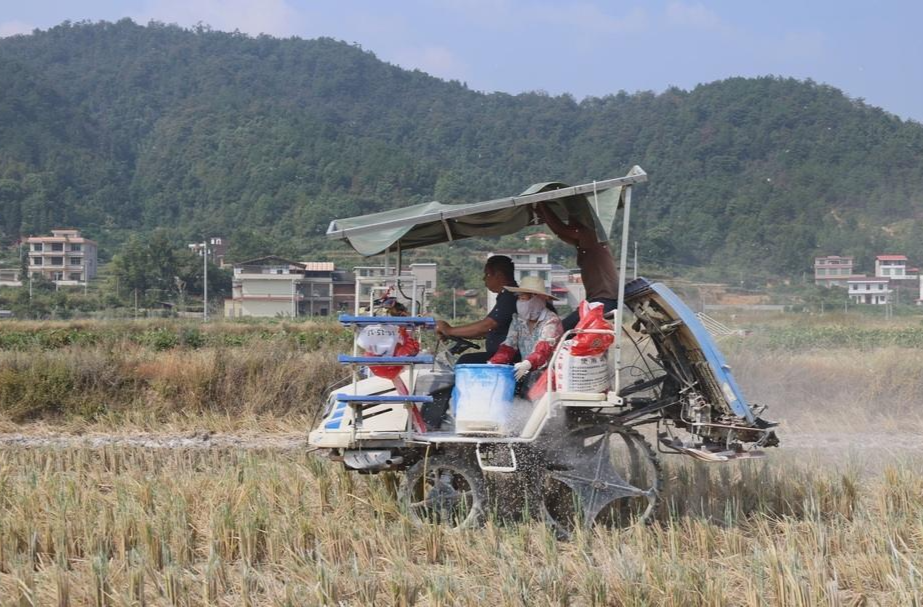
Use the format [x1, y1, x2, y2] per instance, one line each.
[135, 0, 303, 37]
[0, 20, 34, 38]
[665, 2, 724, 30]
[391, 45, 469, 81]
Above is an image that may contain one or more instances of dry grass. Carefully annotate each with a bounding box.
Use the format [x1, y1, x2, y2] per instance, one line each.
[3, 318, 922, 436]
[0, 446, 919, 606]
[726, 346, 923, 433]
[0, 318, 921, 604]
[0, 340, 346, 428]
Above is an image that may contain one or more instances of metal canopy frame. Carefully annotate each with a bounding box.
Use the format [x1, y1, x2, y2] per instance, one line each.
[325, 166, 648, 245]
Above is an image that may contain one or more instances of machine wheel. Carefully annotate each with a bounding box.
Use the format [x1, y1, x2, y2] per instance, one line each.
[542, 425, 662, 533]
[399, 452, 487, 529]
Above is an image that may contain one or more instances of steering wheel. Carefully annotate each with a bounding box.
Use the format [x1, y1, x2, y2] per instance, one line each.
[446, 335, 480, 356]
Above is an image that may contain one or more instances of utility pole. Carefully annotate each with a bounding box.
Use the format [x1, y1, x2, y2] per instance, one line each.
[203, 239, 209, 322]
[633, 241, 638, 280]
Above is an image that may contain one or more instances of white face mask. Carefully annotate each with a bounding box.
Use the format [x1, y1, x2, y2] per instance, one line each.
[516, 297, 545, 320]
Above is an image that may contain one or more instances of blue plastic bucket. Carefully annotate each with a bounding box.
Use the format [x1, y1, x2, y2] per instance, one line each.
[451, 364, 516, 434]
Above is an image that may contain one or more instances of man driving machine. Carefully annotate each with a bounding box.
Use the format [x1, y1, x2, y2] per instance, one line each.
[435, 255, 518, 364]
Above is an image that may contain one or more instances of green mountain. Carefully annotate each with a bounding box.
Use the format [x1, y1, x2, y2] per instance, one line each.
[1, 19, 922, 278]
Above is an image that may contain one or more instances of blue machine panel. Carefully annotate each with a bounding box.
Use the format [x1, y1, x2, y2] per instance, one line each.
[649, 283, 754, 422]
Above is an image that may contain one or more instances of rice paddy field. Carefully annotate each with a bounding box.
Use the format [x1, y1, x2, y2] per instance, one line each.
[0, 316, 921, 606]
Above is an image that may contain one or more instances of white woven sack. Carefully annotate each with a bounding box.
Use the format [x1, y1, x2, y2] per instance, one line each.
[554, 343, 610, 393]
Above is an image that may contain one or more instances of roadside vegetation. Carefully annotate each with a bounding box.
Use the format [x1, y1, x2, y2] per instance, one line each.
[0, 319, 349, 427]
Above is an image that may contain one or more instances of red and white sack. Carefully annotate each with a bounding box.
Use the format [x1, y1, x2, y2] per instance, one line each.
[356, 324, 419, 380]
[356, 324, 400, 355]
[569, 301, 613, 356]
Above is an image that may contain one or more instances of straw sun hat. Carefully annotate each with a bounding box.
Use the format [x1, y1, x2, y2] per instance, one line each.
[506, 275, 559, 300]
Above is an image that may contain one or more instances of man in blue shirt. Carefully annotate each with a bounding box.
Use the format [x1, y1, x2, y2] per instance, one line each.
[435, 255, 517, 364]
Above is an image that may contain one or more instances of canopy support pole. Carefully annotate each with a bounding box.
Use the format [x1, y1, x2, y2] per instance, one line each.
[612, 185, 633, 396]
[395, 242, 414, 316]
[440, 215, 454, 242]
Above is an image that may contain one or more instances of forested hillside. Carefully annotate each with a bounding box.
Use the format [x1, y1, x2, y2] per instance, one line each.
[1, 19, 922, 278]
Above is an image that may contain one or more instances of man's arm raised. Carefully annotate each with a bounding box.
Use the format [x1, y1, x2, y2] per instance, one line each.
[535, 203, 579, 246]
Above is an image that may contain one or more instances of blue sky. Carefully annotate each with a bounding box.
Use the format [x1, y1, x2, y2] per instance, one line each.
[2, 0, 921, 123]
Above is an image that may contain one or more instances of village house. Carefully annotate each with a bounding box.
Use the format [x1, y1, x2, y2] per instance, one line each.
[224, 256, 337, 318]
[874, 254, 918, 280]
[331, 269, 356, 313]
[815, 253, 923, 306]
[847, 276, 891, 305]
[814, 255, 855, 287]
[0, 268, 21, 287]
[26, 229, 98, 285]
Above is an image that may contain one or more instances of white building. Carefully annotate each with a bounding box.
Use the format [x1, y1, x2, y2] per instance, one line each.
[410, 262, 437, 294]
[847, 276, 891, 305]
[875, 255, 912, 279]
[224, 257, 335, 318]
[26, 229, 98, 285]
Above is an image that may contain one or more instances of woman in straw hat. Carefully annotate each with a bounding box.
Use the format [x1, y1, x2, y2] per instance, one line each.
[488, 275, 563, 387]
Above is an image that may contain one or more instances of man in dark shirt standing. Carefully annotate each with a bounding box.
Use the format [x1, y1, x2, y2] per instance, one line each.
[435, 255, 517, 364]
[536, 203, 620, 332]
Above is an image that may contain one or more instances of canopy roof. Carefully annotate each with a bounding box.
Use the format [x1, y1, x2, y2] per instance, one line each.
[327, 166, 647, 256]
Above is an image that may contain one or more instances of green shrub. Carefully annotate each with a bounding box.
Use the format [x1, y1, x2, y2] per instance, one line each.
[137, 328, 179, 351]
[179, 326, 206, 349]
[0, 357, 76, 420]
